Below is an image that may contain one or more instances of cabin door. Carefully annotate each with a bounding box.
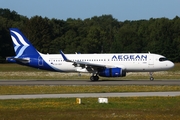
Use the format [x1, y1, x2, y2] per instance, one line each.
[148, 54, 154, 66]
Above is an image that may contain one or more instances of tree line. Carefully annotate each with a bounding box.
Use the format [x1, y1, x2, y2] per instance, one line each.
[0, 8, 180, 62]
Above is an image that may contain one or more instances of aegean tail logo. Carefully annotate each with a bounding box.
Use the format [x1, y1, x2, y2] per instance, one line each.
[10, 30, 29, 58]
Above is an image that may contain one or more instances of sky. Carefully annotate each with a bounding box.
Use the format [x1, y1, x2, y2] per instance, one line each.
[1, 0, 180, 21]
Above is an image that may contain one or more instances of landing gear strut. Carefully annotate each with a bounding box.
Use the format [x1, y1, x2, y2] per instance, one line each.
[90, 74, 99, 81]
[149, 72, 154, 81]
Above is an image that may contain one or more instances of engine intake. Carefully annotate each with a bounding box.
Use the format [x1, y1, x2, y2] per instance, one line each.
[99, 68, 126, 77]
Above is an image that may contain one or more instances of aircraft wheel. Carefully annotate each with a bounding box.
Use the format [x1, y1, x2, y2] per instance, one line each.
[90, 76, 94, 81]
[90, 76, 99, 81]
[150, 77, 154, 81]
[95, 76, 99, 81]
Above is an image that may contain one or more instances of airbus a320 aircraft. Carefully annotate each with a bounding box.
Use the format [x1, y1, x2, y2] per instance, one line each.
[6, 28, 174, 81]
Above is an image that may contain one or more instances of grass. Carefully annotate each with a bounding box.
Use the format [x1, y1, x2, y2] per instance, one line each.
[0, 97, 180, 120]
[0, 85, 180, 95]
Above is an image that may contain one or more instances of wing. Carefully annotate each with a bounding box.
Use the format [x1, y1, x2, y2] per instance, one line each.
[60, 51, 111, 72]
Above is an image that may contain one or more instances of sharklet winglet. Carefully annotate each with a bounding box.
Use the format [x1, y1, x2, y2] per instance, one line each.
[60, 50, 72, 62]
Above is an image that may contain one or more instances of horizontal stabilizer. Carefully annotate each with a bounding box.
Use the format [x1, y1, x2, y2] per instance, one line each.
[6, 57, 30, 64]
[6, 57, 16, 63]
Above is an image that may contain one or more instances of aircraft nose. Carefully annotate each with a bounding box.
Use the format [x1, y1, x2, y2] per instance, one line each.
[168, 61, 174, 69]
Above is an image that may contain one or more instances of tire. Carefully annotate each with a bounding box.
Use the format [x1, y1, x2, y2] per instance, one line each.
[150, 77, 154, 81]
[90, 76, 94, 81]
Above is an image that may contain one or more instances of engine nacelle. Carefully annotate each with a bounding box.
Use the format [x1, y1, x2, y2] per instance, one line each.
[99, 68, 126, 77]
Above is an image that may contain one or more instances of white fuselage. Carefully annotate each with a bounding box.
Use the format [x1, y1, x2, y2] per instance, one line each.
[40, 53, 174, 73]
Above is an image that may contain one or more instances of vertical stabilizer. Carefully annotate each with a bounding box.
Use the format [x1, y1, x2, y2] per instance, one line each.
[9, 28, 39, 58]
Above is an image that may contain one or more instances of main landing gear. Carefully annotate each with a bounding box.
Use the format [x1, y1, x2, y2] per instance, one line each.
[90, 74, 99, 81]
[149, 72, 154, 81]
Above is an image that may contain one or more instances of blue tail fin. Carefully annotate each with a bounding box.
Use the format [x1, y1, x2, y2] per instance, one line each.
[9, 28, 39, 58]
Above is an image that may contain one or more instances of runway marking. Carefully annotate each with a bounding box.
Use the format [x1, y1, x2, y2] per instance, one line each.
[0, 92, 180, 99]
[0, 80, 180, 85]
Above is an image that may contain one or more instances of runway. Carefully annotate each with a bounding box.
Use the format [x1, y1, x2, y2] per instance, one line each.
[0, 80, 179, 85]
[0, 92, 180, 99]
[0, 80, 180, 99]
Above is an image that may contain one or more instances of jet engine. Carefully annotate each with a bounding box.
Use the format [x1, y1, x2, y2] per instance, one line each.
[98, 68, 126, 77]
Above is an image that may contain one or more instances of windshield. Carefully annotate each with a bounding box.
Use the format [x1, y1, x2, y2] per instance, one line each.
[159, 57, 167, 62]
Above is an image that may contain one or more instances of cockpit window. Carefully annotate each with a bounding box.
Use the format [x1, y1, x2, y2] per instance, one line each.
[159, 57, 167, 62]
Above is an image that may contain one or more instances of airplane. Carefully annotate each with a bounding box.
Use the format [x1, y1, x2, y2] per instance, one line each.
[6, 28, 174, 81]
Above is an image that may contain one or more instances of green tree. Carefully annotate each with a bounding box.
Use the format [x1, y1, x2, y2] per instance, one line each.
[25, 16, 52, 53]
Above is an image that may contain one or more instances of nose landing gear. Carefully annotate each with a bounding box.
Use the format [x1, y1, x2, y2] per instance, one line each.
[149, 72, 154, 81]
